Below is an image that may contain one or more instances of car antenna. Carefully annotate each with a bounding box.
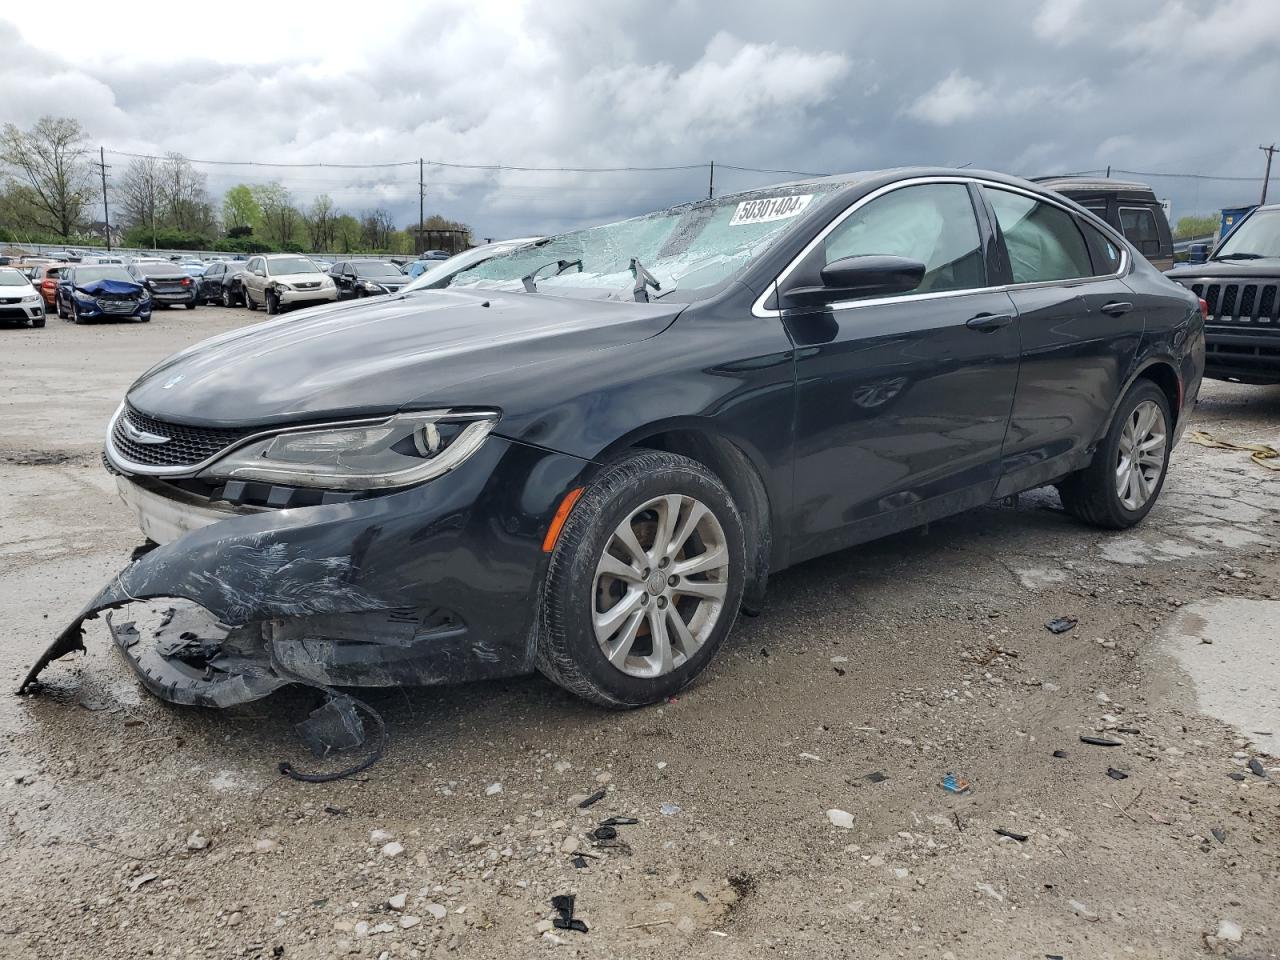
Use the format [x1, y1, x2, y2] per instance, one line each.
[629, 257, 661, 302]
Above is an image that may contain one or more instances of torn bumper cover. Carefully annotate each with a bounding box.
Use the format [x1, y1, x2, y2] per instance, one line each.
[19, 435, 590, 706]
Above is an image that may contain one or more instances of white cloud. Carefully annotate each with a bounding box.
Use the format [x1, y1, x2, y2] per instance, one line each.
[1032, 0, 1091, 43]
[906, 72, 990, 126]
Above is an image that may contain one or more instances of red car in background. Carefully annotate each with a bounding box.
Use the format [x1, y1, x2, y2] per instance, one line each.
[32, 263, 67, 309]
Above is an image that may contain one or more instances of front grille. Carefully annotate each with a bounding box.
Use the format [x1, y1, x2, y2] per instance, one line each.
[1181, 279, 1280, 327]
[294, 281, 320, 290]
[110, 406, 256, 469]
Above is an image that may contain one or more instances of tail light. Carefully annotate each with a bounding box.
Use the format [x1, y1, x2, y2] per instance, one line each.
[180, 277, 192, 287]
[1198, 297, 1209, 321]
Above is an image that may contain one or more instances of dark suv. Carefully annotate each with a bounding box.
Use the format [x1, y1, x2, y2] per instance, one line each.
[1035, 177, 1174, 271]
[1167, 203, 1280, 383]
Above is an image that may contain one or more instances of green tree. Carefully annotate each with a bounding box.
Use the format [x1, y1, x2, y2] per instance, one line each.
[1174, 215, 1219, 240]
[222, 184, 262, 233]
[0, 116, 94, 239]
[333, 214, 362, 253]
[251, 182, 299, 246]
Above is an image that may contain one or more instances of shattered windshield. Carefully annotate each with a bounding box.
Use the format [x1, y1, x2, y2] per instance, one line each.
[450, 182, 845, 301]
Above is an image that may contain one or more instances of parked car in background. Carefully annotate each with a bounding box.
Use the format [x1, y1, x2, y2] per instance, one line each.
[313, 259, 333, 271]
[68, 168, 1203, 712]
[402, 250, 453, 278]
[127, 261, 198, 309]
[240, 254, 338, 314]
[401, 237, 541, 292]
[1034, 176, 1174, 270]
[54, 265, 151, 323]
[329, 259, 413, 298]
[1167, 202, 1280, 384]
[197, 260, 251, 306]
[180, 260, 207, 278]
[31, 263, 68, 309]
[0, 265, 45, 327]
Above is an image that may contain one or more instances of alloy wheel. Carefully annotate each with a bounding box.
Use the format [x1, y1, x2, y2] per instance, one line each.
[1115, 399, 1166, 511]
[592, 494, 730, 679]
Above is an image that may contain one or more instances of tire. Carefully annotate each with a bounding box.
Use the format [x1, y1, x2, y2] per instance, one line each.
[244, 289, 257, 311]
[1057, 379, 1172, 530]
[71, 300, 84, 324]
[57, 296, 68, 320]
[30, 315, 45, 328]
[185, 301, 196, 310]
[221, 287, 234, 308]
[266, 291, 279, 315]
[139, 315, 151, 323]
[537, 451, 746, 708]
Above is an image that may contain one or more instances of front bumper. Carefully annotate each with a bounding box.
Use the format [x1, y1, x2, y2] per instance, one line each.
[1203, 328, 1280, 384]
[0, 300, 44, 321]
[279, 287, 338, 305]
[115, 474, 257, 544]
[22, 435, 592, 704]
[73, 297, 152, 319]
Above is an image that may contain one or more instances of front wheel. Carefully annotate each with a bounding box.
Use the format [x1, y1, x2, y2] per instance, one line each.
[537, 451, 746, 708]
[1058, 379, 1172, 529]
[265, 291, 279, 315]
[244, 289, 257, 311]
[30, 315, 45, 328]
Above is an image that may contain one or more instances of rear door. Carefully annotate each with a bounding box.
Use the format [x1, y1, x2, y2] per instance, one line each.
[979, 185, 1144, 495]
[782, 180, 1021, 562]
[1119, 204, 1173, 271]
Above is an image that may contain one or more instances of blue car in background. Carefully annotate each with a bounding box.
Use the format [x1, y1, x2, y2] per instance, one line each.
[55, 265, 152, 323]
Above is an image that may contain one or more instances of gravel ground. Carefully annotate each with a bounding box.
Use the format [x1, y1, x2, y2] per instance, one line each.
[1, 305, 1278, 959]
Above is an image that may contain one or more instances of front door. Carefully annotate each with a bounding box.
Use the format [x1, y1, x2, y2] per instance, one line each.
[781, 181, 1021, 563]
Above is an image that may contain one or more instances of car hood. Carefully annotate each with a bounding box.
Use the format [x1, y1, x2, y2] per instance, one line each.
[1167, 258, 1280, 280]
[77, 278, 144, 296]
[127, 288, 683, 427]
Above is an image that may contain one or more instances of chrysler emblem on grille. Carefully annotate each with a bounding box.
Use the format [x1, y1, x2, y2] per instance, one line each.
[121, 420, 170, 445]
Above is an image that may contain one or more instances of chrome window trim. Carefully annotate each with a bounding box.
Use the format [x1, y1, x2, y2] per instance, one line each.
[752, 175, 1130, 319]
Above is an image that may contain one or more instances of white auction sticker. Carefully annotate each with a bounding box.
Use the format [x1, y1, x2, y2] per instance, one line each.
[729, 194, 813, 226]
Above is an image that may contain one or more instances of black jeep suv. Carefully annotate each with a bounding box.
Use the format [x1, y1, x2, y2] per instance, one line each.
[1167, 203, 1280, 384]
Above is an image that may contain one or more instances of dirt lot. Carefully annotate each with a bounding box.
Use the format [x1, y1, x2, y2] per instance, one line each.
[2, 306, 1278, 959]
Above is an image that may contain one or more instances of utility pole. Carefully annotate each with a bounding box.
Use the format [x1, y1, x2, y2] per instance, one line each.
[94, 147, 112, 251]
[707, 161, 715, 200]
[1261, 144, 1277, 205]
[418, 158, 425, 256]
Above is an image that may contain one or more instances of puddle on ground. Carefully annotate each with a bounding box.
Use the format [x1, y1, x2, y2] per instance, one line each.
[1166, 598, 1280, 753]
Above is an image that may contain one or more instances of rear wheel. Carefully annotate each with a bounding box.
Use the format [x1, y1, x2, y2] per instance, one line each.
[1057, 379, 1171, 529]
[537, 451, 745, 707]
[221, 286, 234, 307]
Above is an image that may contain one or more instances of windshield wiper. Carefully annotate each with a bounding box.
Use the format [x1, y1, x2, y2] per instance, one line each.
[1215, 252, 1264, 260]
[520, 259, 583, 293]
[629, 258, 661, 302]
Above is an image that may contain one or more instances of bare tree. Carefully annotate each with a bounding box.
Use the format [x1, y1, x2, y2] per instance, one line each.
[305, 194, 338, 251]
[115, 155, 163, 235]
[159, 153, 212, 232]
[0, 116, 94, 239]
[360, 208, 395, 251]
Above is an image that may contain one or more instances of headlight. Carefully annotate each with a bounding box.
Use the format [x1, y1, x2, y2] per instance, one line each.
[20, 293, 38, 303]
[199, 410, 499, 491]
[359, 280, 383, 292]
[273, 281, 292, 292]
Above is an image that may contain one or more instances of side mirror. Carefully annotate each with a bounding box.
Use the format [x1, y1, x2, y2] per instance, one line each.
[1188, 242, 1209, 264]
[784, 255, 926, 307]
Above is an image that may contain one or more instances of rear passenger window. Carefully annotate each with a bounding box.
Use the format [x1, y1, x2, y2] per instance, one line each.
[1081, 221, 1123, 274]
[986, 188, 1093, 284]
[1119, 207, 1161, 256]
[822, 183, 985, 296]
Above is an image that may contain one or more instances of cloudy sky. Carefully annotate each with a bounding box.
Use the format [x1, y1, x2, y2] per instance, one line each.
[2, 0, 1278, 238]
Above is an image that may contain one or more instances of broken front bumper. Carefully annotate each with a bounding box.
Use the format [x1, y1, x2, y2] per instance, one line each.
[21, 435, 592, 705]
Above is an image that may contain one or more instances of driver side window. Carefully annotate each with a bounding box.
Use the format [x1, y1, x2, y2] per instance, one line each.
[822, 184, 985, 296]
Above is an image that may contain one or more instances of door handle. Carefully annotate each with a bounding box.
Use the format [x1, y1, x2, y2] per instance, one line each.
[966, 312, 1014, 332]
[1101, 300, 1134, 316]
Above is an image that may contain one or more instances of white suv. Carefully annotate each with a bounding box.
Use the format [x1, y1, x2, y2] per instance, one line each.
[241, 254, 338, 314]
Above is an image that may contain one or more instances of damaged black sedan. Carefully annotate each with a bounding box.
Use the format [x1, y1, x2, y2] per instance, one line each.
[23, 168, 1204, 718]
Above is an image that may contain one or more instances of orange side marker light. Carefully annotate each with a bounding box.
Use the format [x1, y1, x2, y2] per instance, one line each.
[542, 487, 584, 553]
